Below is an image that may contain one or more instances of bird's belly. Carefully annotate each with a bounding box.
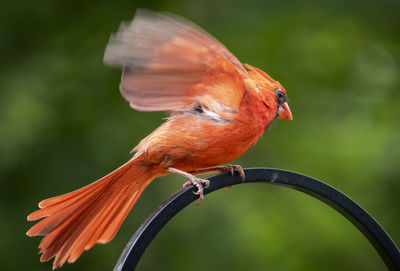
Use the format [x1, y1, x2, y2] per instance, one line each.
[163, 123, 260, 171]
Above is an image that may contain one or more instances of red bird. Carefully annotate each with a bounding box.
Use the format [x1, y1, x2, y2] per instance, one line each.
[27, 9, 293, 268]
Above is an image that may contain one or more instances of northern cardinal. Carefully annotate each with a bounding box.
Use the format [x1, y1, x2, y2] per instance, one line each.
[27, 9, 293, 269]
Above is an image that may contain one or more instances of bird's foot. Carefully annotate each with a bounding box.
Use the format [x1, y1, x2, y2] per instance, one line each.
[168, 167, 210, 203]
[182, 176, 210, 203]
[221, 165, 245, 181]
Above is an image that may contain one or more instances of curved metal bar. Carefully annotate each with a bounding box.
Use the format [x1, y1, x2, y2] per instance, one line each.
[114, 168, 400, 271]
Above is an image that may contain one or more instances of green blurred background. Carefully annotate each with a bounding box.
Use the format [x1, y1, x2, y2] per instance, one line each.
[1, 0, 399, 270]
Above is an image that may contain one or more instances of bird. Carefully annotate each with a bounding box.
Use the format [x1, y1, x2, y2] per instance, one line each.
[26, 9, 293, 269]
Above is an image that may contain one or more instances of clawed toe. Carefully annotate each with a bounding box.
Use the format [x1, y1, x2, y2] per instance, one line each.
[193, 189, 204, 202]
[168, 167, 210, 203]
[184, 177, 209, 203]
[225, 165, 245, 182]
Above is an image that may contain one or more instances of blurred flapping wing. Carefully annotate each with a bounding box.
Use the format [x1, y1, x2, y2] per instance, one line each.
[104, 9, 247, 118]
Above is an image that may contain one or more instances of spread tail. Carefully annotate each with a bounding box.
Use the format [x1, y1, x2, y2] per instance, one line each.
[26, 154, 156, 269]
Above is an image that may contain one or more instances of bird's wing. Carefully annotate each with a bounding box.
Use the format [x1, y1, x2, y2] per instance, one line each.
[104, 9, 247, 117]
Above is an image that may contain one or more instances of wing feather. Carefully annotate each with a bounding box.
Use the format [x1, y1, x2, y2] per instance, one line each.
[104, 9, 247, 114]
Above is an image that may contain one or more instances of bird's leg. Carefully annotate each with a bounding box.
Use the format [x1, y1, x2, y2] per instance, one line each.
[168, 167, 210, 203]
[190, 164, 245, 182]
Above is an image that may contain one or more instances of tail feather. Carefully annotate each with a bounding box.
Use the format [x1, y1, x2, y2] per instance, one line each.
[28, 170, 122, 222]
[66, 185, 132, 263]
[37, 173, 110, 209]
[27, 155, 156, 269]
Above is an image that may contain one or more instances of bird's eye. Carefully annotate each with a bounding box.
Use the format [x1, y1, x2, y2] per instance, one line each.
[274, 88, 287, 104]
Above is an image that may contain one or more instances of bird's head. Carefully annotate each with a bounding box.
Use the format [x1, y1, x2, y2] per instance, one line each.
[244, 64, 293, 120]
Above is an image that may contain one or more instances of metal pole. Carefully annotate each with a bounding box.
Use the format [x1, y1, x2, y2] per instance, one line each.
[114, 168, 400, 271]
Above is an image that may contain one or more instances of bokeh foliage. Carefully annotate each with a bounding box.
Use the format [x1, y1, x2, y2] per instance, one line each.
[1, 0, 399, 270]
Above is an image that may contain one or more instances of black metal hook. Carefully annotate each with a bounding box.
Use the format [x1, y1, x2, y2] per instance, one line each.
[114, 168, 400, 271]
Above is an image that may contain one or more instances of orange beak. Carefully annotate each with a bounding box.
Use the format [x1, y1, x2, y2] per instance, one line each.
[278, 102, 293, 120]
